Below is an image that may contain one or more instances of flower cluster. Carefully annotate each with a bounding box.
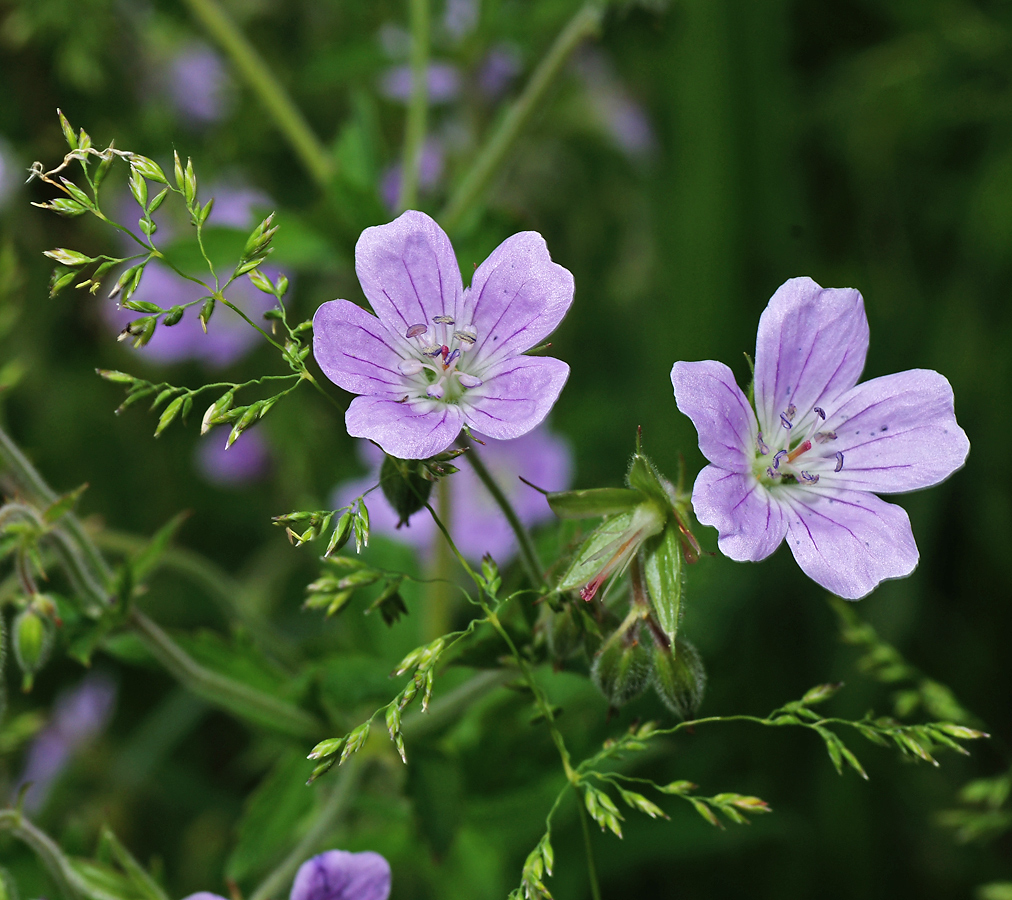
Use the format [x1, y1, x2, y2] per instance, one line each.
[313, 210, 573, 459]
[672, 277, 969, 599]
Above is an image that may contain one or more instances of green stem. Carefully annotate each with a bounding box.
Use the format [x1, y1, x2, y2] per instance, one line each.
[439, 2, 605, 231]
[577, 797, 603, 900]
[0, 809, 85, 900]
[423, 476, 454, 640]
[248, 759, 362, 900]
[180, 0, 333, 187]
[464, 442, 544, 587]
[398, 0, 431, 211]
[127, 608, 321, 739]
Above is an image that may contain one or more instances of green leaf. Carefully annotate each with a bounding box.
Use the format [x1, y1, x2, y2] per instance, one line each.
[42, 483, 89, 525]
[96, 827, 169, 900]
[643, 520, 683, 641]
[546, 487, 646, 519]
[556, 509, 635, 593]
[130, 512, 189, 581]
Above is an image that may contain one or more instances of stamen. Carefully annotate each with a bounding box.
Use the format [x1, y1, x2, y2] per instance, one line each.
[458, 374, 482, 388]
[757, 432, 770, 455]
[432, 315, 455, 325]
[454, 328, 477, 345]
[813, 407, 826, 420]
[398, 359, 424, 376]
[786, 439, 811, 464]
[814, 430, 837, 444]
[426, 382, 445, 399]
[773, 450, 788, 469]
[444, 348, 461, 367]
[785, 403, 797, 421]
[835, 451, 844, 472]
[406, 323, 427, 338]
[780, 413, 793, 429]
[800, 471, 819, 484]
[766, 466, 779, 479]
[422, 344, 443, 357]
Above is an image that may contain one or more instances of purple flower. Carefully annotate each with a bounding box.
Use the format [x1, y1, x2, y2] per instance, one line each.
[333, 424, 572, 563]
[13, 672, 116, 812]
[313, 210, 573, 459]
[196, 427, 271, 486]
[478, 44, 522, 99]
[168, 42, 234, 126]
[380, 62, 461, 105]
[182, 849, 390, 900]
[380, 138, 445, 213]
[442, 0, 479, 41]
[671, 277, 969, 600]
[575, 49, 656, 162]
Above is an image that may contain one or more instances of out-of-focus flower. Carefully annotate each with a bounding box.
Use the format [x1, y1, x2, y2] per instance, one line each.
[167, 42, 234, 126]
[13, 672, 116, 812]
[183, 849, 391, 900]
[478, 44, 522, 99]
[313, 210, 573, 459]
[671, 277, 970, 599]
[380, 138, 445, 212]
[380, 62, 462, 105]
[196, 427, 271, 486]
[333, 424, 572, 563]
[443, 0, 479, 41]
[575, 48, 657, 162]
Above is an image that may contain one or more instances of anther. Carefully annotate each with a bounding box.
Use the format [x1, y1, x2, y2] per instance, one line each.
[814, 430, 837, 443]
[454, 329, 477, 345]
[422, 344, 443, 357]
[444, 348, 461, 367]
[813, 407, 826, 420]
[786, 403, 797, 420]
[757, 432, 770, 455]
[835, 451, 844, 472]
[406, 323, 427, 338]
[766, 466, 779, 479]
[398, 359, 424, 376]
[786, 439, 812, 464]
[780, 413, 793, 429]
[458, 374, 482, 388]
[426, 382, 445, 399]
[800, 471, 819, 484]
[432, 315, 455, 325]
[773, 450, 788, 469]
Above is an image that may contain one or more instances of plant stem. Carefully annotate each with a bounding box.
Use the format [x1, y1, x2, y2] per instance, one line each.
[0, 810, 84, 900]
[127, 608, 321, 739]
[577, 797, 603, 900]
[248, 758, 362, 900]
[464, 442, 544, 587]
[398, 0, 430, 211]
[423, 475, 454, 640]
[180, 0, 333, 187]
[439, 2, 605, 231]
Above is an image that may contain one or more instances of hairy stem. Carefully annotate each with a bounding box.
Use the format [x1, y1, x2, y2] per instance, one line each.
[398, 0, 431, 211]
[464, 442, 544, 587]
[439, 2, 605, 231]
[180, 0, 333, 187]
[0, 809, 84, 900]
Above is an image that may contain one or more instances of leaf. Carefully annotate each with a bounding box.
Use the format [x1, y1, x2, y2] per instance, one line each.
[130, 512, 189, 581]
[546, 487, 645, 519]
[643, 520, 683, 641]
[96, 827, 169, 900]
[556, 510, 634, 593]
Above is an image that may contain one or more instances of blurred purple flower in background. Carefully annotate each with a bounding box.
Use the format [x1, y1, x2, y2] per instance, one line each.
[184, 849, 391, 900]
[574, 48, 657, 162]
[380, 62, 462, 105]
[380, 138, 445, 212]
[333, 425, 572, 564]
[196, 427, 271, 487]
[166, 42, 234, 126]
[313, 210, 573, 459]
[442, 0, 479, 41]
[13, 672, 116, 812]
[672, 277, 970, 599]
[478, 44, 522, 99]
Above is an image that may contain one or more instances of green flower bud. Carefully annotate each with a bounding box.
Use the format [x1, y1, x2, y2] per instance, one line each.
[651, 637, 706, 720]
[591, 635, 653, 708]
[13, 607, 54, 691]
[544, 603, 583, 661]
[379, 456, 433, 527]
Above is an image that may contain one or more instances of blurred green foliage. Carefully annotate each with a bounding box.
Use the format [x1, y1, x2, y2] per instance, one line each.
[0, 0, 1009, 898]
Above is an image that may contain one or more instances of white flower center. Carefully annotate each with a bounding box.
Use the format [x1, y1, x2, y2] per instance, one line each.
[396, 315, 482, 405]
[753, 402, 844, 488]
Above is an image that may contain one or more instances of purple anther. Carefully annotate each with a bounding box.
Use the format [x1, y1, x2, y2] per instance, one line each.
[786, 403, 797, 420]
[813, 406, 826, 420]
[835, 451, 844, 472]
[766, 466, 779, 479]
[432, 315, 455, 325]
[814, 430, 837, 444]
[773, 450, 788, 469]
[406, 323, 428, 338]
[423, 344, 443, 357]
[444, 348, 461, 366]
[780, 413, 793, 429]
[756, 432, 770, 455]
[800, 471, 819, 484]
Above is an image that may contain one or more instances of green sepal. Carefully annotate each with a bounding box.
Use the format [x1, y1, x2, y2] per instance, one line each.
[643, 520, 683, 642]
[651, 637, 706, 720]
[591, 636, 653, 708]
[547, 487, 645, 519]
[626, 452, 676, 510]
[556, 509, 635, 593]
[379, 455, 433, 526]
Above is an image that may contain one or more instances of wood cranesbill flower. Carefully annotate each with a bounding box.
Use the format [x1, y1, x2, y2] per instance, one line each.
[313, 210, 573, 459]
[671, 277, 969, 600]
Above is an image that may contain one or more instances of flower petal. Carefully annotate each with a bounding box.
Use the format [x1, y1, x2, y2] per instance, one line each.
[465, 232, 574, 369]
[346, 395, 464, 459]
[290, 850, 391, 900]
[691, 465, 788, 561]
[462, 356, 569, 440]
[825, 369, 970, 493]
[355, 210, 463, 336]
[782, 488, 918, 600]
[753, 277, 869, 435]
[313, 299, 407, 396]
[671, 360, 758, 470]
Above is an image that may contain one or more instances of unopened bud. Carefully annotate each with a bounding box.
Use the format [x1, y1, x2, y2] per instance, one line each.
[651, 637, 706, 720]
[13, 607, 54, 691]
[591, 636, 653, 708]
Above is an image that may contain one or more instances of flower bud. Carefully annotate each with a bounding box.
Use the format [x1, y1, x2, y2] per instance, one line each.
[379, 456, 433, 527]
[13, 607, 54, 692]
[543, 603, 583, 661]
[651, 637, 706, 720]
[591, 635, 653, 708]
